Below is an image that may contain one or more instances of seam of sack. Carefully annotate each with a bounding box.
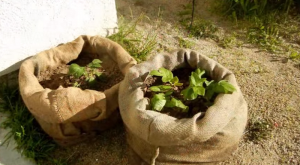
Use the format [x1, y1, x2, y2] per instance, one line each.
[147, 115, 160, 165]
[52, 93, 63, 123]
[147, 113, 157, 142]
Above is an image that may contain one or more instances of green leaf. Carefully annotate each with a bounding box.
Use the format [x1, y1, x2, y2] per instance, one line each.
[88, 59, 102, 68]
[87, 76, 96, 83]
[189, 75, 197, 86]
[160, 85, 172, 90]
[171, 76, 183, 86]
[205, 80, 214, 86]
[87, 77, 97, 87]
[150, 70, 163, 76]
[165, 98, 188, 111]
[94, 70, 102, 77]
[192, 86, 205, 96]
[160, 68, 173, 82]
[171, 76, 179, 83]
[190, 69, 206, 87]
[149, 86, 161, 92]
[149, 67, 173, 83]
[181, 87, 198, 100]
[165, 98, 176, 108]
[214, 80, 236, 94]
[150, 93, 166, 111]
[165, 91, 173, 96]
[149, 85, 172, 92]
[205, 80, 236, 101]
[205, 81, 217, 100]
[69, 64, 85, 78]
[174, 82, 183, 86]
[195, 68, 205, 77]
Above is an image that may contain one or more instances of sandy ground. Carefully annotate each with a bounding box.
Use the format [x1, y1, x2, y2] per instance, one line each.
[1, 0, 300, 164]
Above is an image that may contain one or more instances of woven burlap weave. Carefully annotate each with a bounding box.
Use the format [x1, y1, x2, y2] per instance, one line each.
[119, 49, 248, 164]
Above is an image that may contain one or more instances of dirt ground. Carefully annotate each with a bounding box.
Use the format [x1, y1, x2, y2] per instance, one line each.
[36, 0, 300, 164]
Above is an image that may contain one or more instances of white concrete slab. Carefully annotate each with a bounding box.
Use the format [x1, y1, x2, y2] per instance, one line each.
[0, 0, 118, 76]
[0, 113, 35, 165]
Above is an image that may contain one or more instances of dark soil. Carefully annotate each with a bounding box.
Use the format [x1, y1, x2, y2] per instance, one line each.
[144, 68, 211, 119]
[38, 56, 124, 91]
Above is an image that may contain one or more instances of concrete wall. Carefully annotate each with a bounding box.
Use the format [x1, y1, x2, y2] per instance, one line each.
[0, 0, 118, 76]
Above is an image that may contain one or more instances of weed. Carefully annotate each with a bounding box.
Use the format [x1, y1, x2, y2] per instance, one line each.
[246, 117, 273, 143]
[108, 15, 157, 62]
[0, 84, 57, 163]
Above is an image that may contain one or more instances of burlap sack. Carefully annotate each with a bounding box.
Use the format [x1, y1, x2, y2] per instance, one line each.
[19, 35, 136, 146]
[119, 49, 248, 164]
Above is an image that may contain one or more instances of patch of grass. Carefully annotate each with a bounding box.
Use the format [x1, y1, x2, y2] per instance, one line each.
[247, 23, 283, 53]
[289, 51, 300, 60]
[188, 19, 219, 40]
[0, 84, 58, 164]
[108, 15, 157, 62]
[246, 117, 273, 143]
[217, 0, 300, 57]
[177, 37, 195, 49]
[219, 33, 243, 48]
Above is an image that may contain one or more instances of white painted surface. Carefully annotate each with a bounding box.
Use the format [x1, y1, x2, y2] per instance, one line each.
[0, 113, 35, 165]
[0, 0, 118, 76]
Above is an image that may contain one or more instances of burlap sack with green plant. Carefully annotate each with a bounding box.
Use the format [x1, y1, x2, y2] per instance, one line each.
[19, 35, 136, 146]
[119, 49, 248, 164]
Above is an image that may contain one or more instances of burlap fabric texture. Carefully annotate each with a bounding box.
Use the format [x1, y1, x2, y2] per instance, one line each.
[19, 35, 136, 146]
[119, 49, 248, 164]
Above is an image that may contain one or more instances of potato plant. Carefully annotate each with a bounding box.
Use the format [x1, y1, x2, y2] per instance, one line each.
[148, 67, 236, 114]
[149, 68, 187, 111]
[68, 59, 103, 87]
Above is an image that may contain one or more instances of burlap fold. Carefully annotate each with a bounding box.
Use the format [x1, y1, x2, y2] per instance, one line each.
[19, 35, 136, 146]
[119, 49, 248, 164]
